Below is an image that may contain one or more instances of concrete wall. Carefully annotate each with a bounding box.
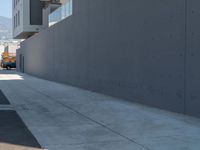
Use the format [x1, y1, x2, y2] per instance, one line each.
[18, 0, 200, 117]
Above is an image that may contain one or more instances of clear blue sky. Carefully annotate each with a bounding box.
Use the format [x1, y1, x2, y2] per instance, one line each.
[0, 0, 12, 18]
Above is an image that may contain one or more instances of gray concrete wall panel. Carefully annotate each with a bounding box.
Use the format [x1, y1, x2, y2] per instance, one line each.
[185, 0, 200, 117]
[87, 0, 185, 113]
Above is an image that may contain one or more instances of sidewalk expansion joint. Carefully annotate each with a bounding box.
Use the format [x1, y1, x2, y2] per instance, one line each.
[0, 105, 14, 111]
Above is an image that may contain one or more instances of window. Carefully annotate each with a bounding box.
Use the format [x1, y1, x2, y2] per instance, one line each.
[18, 11, 20, 26]
[15, 13, 18, 27]
[14, 16, 15, 28]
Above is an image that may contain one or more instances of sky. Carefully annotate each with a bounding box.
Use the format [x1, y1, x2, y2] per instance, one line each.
[0, 0, 12, 18]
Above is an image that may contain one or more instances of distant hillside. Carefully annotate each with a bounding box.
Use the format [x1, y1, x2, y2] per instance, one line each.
[0, 16, 12, 39]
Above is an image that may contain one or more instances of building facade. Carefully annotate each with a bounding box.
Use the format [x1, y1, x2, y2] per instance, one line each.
[16, 0, 200, 118]
[13, 0, 44, 39]
[12, 0, 70, 39]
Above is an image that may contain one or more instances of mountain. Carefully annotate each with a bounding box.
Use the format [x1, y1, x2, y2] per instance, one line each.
[0, 16, 12, 39]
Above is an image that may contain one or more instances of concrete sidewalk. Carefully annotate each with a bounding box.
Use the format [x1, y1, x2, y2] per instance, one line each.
[0, 70, 200, 150]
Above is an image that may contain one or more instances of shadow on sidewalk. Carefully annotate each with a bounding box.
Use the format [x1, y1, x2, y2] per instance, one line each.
[0, 110, 42, 150]
[0, 75, 42, 150]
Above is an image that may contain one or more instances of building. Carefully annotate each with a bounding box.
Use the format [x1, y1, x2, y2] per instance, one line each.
[0, 45, 4, 61]
[16, 0, 200, 118]
[12, 0, 70, 39]
[13, 0, 44, 39]
[4, 42, 20, 53]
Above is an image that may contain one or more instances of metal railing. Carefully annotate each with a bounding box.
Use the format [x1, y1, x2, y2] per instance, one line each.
[49, 0, 73, 27]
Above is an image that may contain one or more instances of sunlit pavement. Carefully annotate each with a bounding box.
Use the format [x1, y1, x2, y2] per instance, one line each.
[0, 143, 41, 150]
[1, 70, 200, 150]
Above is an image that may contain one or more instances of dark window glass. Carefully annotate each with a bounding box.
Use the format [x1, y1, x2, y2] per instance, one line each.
[18, 11, 20, 26]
